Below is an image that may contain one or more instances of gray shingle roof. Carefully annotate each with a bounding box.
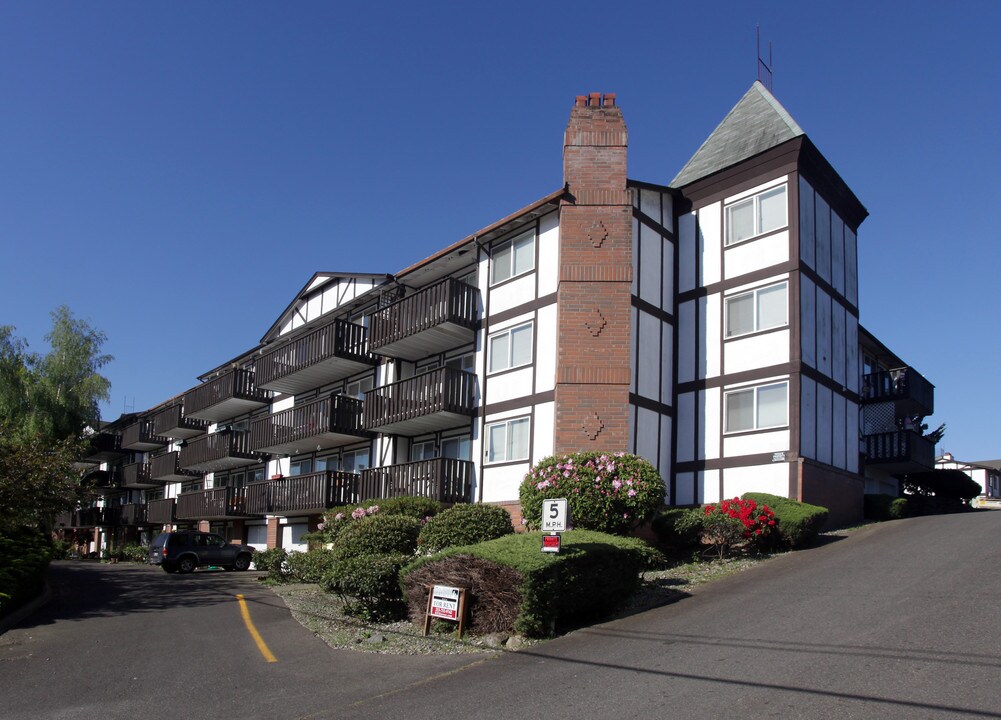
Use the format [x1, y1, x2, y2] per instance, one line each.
[671, 81, 805, 188]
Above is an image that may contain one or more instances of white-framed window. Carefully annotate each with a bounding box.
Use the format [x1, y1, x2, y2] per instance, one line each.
[442, 434, 472, 461]
[725, 185, 787, 245]
[410, 439, 437, 462]
[445, 352, 475, 373]
[725, 281, 788, 338]
[724, 381, 788, 433]
[490, 230, 535, 284]
[485, 417, 530, 464]
[488, 322, 533, 374]
[345, 375, 374, 400]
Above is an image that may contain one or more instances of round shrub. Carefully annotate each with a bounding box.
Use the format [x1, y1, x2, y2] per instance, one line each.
[253, 547, 289, 582]
[650, 508, 703, 554]
[889, 497, 909, 519]
[417, 503, 514, 554]
[357, 496, 442, 520]
[864, 493, 896, 521]
[520, 452, 666, 535]
[742, 492, 827, 549]
[285, 549, 337, 584]
[332, 513, 422, 560]
[321, 553, 409, 621]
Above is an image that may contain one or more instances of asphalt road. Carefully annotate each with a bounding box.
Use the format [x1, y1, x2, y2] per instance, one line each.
[3, 512, 1000, 719]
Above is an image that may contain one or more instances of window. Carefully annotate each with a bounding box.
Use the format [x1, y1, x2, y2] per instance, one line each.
[289, 458, 312, 476]
[442, 434, 472, 461]
[724, 382, 788, 433]
[445, 352, 475, 373]
[486, 417, 530, 463]
[725, 282, 788, 338]
[491, 230, 535, 284]
[345, 375, 374, 400]
[410, 440, 436, 461]
[725, 185, 787, 245]
[488, 322, 533, 373]
[341, 448, 370, 473]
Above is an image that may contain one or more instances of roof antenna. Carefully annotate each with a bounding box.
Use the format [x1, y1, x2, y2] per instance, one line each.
[757, 25, 773, 92]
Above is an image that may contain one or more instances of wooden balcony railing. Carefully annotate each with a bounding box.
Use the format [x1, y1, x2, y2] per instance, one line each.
[80, 432, 124, 463]
[148, 498, 176, 525]
[176, 487, 254, 520]
[862, 367, 934, 416]
[74, 506, 121, 527]
[178, 432, 263, 472]
[256, 319, 377, 394]
[863, 430, 935, 472]
[119, 462, 157, 489]
[370, 278, 479, 360]
[250, 394, 371, 455]
[121, 503, 149, 526]
[84, 468, 121, 494]
[121, 419, 169, 451]
[358, 458, 473, 503]
[151, 403, 208, 440]
[150, 451, 202, 482]
[362, 367, 476, 435]
[245, 471, 359, 515]
[183, 368, 270, 422]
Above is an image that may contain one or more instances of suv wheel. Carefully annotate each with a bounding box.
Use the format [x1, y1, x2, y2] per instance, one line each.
[233, 554, 251, 572]
[177, 556, 197, 574]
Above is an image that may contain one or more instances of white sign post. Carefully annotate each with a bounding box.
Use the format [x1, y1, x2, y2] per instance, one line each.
[541, 498, 568, 553]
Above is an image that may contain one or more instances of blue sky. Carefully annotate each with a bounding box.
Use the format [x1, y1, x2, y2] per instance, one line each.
[1, 1, 997, 461]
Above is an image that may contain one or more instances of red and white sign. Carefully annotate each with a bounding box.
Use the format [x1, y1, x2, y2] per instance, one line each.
[429, 585, 461, 620]
[541, 534, 561, 553]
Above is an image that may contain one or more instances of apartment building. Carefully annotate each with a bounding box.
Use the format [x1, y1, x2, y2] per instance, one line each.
[58, 81, 937, 551]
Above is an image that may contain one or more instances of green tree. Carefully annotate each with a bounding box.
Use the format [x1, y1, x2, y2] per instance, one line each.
[0, 307, 112, 531]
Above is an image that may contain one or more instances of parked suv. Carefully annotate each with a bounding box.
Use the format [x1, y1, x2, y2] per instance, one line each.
[149, 531, 255, 574]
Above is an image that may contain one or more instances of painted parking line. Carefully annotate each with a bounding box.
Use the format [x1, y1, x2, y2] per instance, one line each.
[236, 594, 278, 663]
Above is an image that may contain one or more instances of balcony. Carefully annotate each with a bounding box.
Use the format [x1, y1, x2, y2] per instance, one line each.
[176, 486, 256, 521]
[370, 278, 479, 360]
[151, 403, 208, 440]
[83, 468, 121, 495]
[80, 432, 125, 464]
[362, 367, 476, 436]
[74, 506, 121, 527]
[864, 430, 936, 475]
[245, 471, 359, 516]
[54, 511, 74, 528]
[121, 503, 149, 526]
[148, 498, 176, 525]
[862, 367, 934, 417]
[250, 395, 372, 456]
[178, 432, 264, 473]
[358, 458, 473, 503]
[121, 419, 169, 452]
[150, 451, 202, 483]
[183, 369, 270, 423]
[257, 319, 377, 394]
[118, 461, 159, 490]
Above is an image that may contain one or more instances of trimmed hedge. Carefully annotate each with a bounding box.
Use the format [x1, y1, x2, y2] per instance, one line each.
[331, 514, 422, 560]
[321, 553, 410, 621]
[0, 530, 52, 618]
[286, 549, 337, 584]
[402, 530, 663, 637]
[417, 504, 514, 554]
[253, 547, 290, 581]
[355, 496, 442, 520]
[650, 508, 703, 554]
[864, 493, 910, 520]
[741, 493, 828, 549]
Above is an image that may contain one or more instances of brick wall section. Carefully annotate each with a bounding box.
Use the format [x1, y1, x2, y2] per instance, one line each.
[266, 517, 280, 549]
[555, 93, 632, 455]
[797, 459, 864, 529]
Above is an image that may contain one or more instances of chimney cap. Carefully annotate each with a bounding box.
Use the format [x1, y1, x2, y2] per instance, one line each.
[576, 92, 617, 108]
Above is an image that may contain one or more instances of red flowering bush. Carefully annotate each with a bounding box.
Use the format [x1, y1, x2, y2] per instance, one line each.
[519, 452, 665, 535]
[702, 497, 776, 558]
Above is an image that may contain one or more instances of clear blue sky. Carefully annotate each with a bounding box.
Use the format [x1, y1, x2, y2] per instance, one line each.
[1, 1, 997, 461]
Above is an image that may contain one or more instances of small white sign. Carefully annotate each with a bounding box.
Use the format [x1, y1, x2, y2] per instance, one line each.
[541, 498, 568, 533]
[429, 585, 460, 620]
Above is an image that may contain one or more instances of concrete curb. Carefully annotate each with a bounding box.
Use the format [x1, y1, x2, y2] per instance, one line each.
[0, 582, 51, 636]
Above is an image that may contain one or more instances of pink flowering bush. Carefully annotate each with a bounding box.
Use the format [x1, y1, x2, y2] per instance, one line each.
[519, 452, 665, 535]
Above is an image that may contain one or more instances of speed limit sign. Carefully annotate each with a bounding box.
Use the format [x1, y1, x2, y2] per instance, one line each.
[541, 498, 568, 532]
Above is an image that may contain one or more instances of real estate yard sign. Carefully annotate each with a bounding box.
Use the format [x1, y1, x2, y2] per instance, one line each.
[423, 584, 468, 638]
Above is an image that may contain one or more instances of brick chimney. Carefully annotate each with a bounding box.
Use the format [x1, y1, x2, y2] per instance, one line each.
[554, 92, 632, 454]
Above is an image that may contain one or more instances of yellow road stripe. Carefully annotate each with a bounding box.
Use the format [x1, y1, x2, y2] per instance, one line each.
[236, 594, 278, 663]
